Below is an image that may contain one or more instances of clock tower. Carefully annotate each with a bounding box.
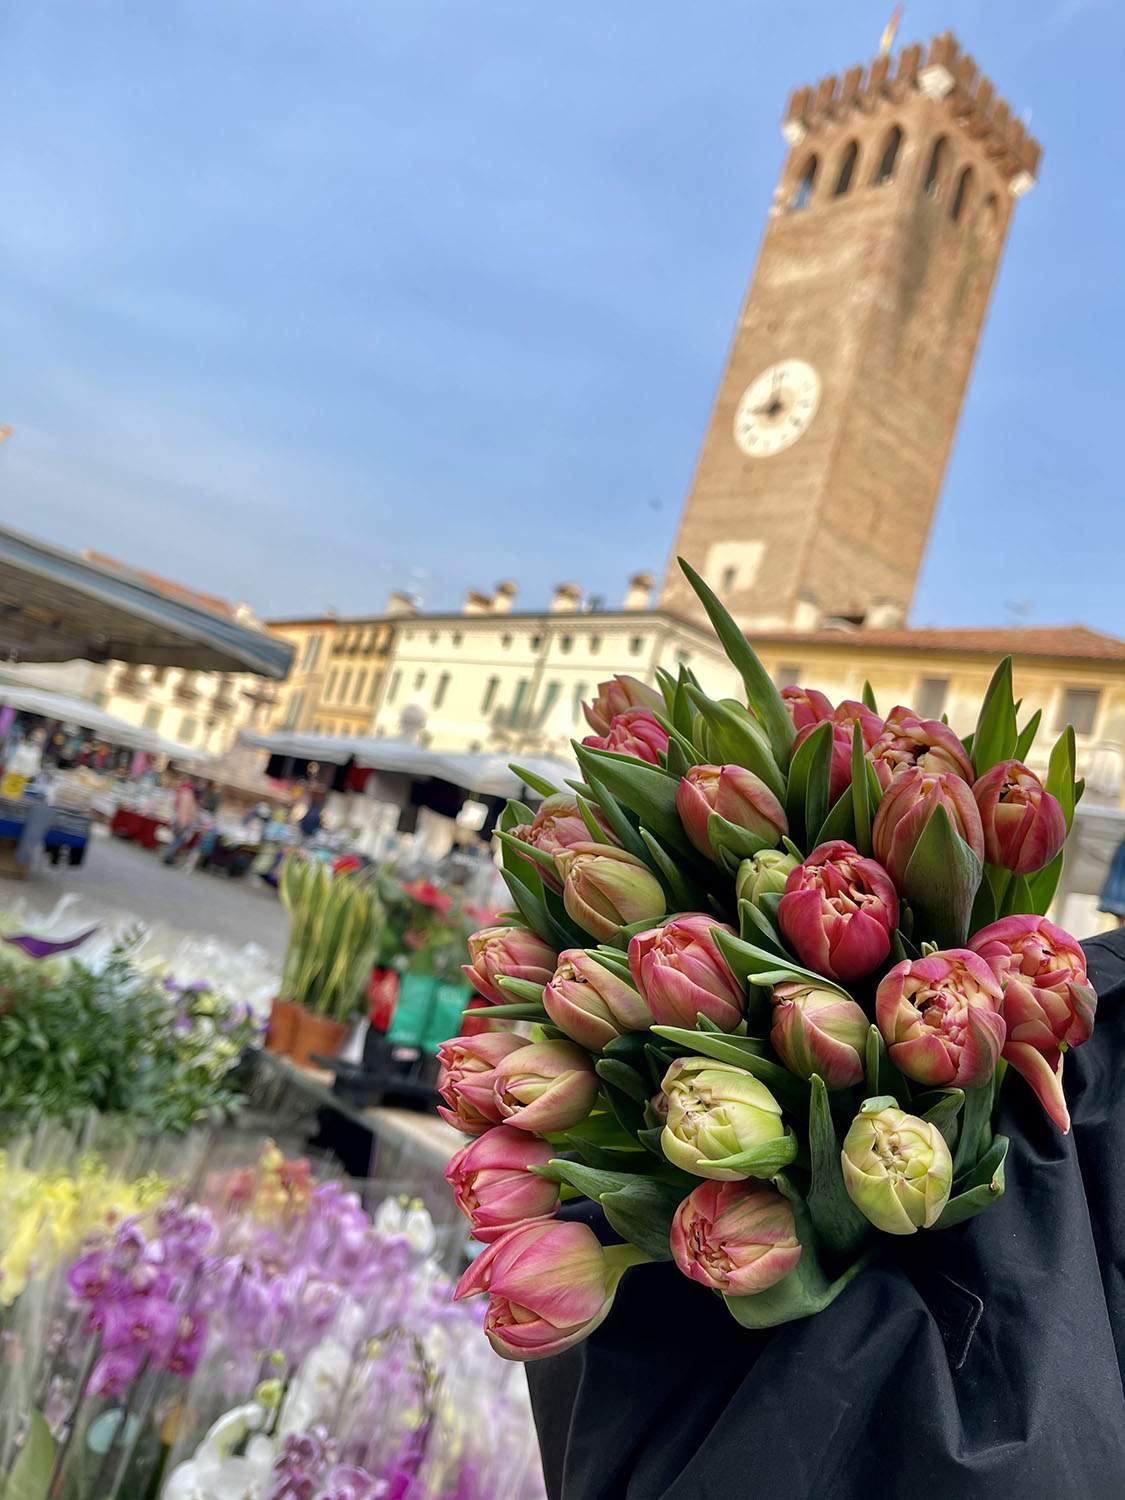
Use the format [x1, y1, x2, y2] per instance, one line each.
[660, 32, 1041, 629]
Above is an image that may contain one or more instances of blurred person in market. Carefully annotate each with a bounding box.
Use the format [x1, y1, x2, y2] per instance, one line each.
[163, 774, 199, 866]
[1099, 836, 1125, 926]
[198, 779, 220, 816]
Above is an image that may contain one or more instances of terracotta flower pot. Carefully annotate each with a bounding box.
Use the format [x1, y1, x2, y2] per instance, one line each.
[266, 997, 301, 1055]
[289, 1010, 350, 1069]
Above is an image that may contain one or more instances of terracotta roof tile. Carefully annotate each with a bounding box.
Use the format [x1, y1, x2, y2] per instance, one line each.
[747, 624, 1125, 664]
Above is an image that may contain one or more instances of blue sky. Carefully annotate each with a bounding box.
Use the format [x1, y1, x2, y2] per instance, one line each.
[1, 0, 1119, 632]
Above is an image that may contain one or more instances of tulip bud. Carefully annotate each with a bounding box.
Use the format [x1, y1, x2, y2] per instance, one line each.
[736, 849, 799, 908]
[971, 760, 1067, 876]
[556, 843, 666, 941]
[444, 1126, 560, 1243]
[462, 926, 557, 1006]
[872, 766, 985, 888]
[794, 700, 885, 803]
[778, 840, 899, 983]
[454, 1218, 614, 1360]
[868, 705, 974, 789]
[543, 950, 652, 1050]
[670, 1180, 802, 1296]
[841, 1101, 953, 1235]
[583, 675, 664, 736]
[970, 915, 1096, 1132]
[582, 708, 669, 766]
[875, 950, 1006, 1088]
[769, 981, 868, 1089]
[780, 685, 834, 734]
[492, 1039, 598, 1134]
[660, 1056, 785, 1180]
[675, 764, 788, 861]
[628, 913, 743, 1032]
[436, 1032, 528, 1135]
[512, 795, 620, 890]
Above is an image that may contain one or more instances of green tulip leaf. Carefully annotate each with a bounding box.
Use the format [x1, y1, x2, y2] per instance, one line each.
[815, 786, 856, 850]
[737, 899, 789, 958]
[650, 1026, 810, 1115]
[706, 811, 772, 874]
[862, 680, 879, 714]
[713, 930, 850, 1000]
[545, 1159, 640, 1200]
[971, 657, 1017, 776]
[1028, 850, 1065, 915]
[1015, 708, 1043, 762]
[999, 873, 1035, 918]
[601, 1074, 649, 1137]
[785, 720, 832, 850]
[953, 1082, 995, 1178]
[574, 744, 694, 856]
[500, 798, 536, 830]
[637, 1124, 668, 1159]
[864, 1026, 909, 1104]
[600, 1176, 687, 1261]
[678, 556, 796, 767]
[1045, 725, 1078, 831]
[501, 868, 569, 951]
[576, 795, 618, 846]
[933, 1134, 1008, 1229]
[587, 946, 637, 985]
[569, 771, 655, 866]
[1, 1408, 55, 1500]
[919, 1088, 966, 1148]
[702, 1128, 800, 1178]
[807, 1075, 870, 1257]
[683, 686, 787, 801]
[596, 1057, 652, 1104]
[509, 763, 562, 799]
[851, 721, 873, 856]
[639, 828, 707, 909]
[901, 802, 983, 949]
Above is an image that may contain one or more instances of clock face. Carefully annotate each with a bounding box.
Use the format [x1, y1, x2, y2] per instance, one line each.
[733, 359, 821, 458]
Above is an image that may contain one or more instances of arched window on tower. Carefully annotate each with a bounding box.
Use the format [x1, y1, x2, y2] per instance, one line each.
[872, 126, 904, 186]
[977, 192, 1000, 241]
[923, 136, 948, 199]
[950, 165, 974, 223]
[790, 155, 818, 211]
[834, 141, 859, 196]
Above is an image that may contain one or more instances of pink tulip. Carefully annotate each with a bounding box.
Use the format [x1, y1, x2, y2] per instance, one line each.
[437, 1032, 528, 1135]
[582, 708, 669, 766]
[872, 766, 985, 888]
[868, 705, 974, 789]
[670, 1180, 802, 1296]
[492, 1039, 599, 1133]
[583, 675, 664, 736]
[462, 925, 557, 1006]
[510, 794, 620, 890]
[445, 1126, 560, 1243]
[675, 764, 788, 861]
[876, 949, 1006, 1088]
[794, 700, 884, 803]
[778, 840, 899, 983]
[769, 980, 869, 1089]
[628, 913, 743, 1032]
[454, 1218, 615, 1360]
[556, 842, 666, 941]
[972, 761, 1067, 875]
[543, 949, 653, 1050]
[970, 915, 1096, 1131]
[781, 685, 834, 734]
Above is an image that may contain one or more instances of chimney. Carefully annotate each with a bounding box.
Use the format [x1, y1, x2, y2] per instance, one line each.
[623, 571, 654, 612]
[385, 590, 419, 618]
[463, 588, 493, 616]
[791, 593, 822, 632]
[550, 582, 583, 614]
[491, 581, 517, 615]
[864, 599, 907, 631]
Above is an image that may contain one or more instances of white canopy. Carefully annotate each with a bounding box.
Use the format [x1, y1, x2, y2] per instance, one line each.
[0, 683, 201, 760]
[241, 730, 576, 799]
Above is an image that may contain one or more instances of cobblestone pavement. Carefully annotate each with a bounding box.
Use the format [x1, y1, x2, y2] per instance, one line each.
[0, 828, 288, 968]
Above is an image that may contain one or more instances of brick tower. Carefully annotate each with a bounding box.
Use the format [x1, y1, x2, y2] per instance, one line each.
[659, 33, 1041, 629]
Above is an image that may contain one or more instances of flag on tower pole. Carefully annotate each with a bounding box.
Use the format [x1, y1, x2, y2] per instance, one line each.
[880, 5, 903, 56]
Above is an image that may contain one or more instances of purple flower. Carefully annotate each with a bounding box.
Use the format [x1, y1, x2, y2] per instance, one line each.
[88, 1347, 145, 1396]
[2, 925, 99, 959]
[99, 1293, 180, 1357]
[318, 1466, 381, 1500]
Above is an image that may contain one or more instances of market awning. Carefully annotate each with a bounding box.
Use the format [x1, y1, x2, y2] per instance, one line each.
[0, 524, 293, 677]
[241, 730, 576, 799]
[0, 682, 202, 759]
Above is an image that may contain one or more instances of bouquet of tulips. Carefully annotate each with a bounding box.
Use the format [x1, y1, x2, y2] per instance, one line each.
[442, 560, 1096, 1359]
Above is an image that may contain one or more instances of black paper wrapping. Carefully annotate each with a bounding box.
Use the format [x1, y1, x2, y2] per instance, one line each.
[526, 928, 1125, 1500]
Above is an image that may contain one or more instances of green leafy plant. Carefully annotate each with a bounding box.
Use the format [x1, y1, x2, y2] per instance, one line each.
[278, 858, 384, 1019]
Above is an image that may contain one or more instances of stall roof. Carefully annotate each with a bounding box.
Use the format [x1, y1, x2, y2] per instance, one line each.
[241, 730, 576, 799]
[0, 525, 293, 678]
[0, 683, 201, 759]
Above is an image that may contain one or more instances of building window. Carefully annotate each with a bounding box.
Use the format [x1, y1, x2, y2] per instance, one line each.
[511, 679, 531, 722]
[916, 677, 950, 720]
[539, 681, 561, 720]
[774, 663, 802, 689]
[387, 670, 401, 704]
[1057, 687, 1101, 737]
[142, 705, 162, 729]
[179, 715, 197, 743]
[283, 690, 304, 728]
[300, 634, 323, 672]
[434, 672, 451, 708]
[151, 666, 168, 685]
[429, 631, 439, 644]
[629, 636, 645, 656]
[530, 634, 542, 650]
[950, 165, 974, 223]
[482, 676, 500, 714]
[790, 154, 818, 211]
[560, 634, 573, 654]
[590, 635, 601, 654]
[573, 682, 589, 720]
[452, 631, 463, 647]
[413, 671, 426, 691]
[834, 140, 859, 196]
[326, 669, 338, 701]
[501, 633, 512, 649]
[872, 125, 903, 186]
[339, 669, 352, 702]
[977, 192, 1000, 242]
[91, 690, 108, 708]
[354, 670, 367, 703]
[362, 630, 377, 654]
[368, 671, 382, 704]
[720, 564, 738, 593]
[923, 136, 948, 199]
